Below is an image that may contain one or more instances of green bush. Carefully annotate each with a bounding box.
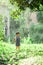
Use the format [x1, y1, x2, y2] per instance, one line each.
[0, 15, 4, 40]
[29, 24, 43, 43]
[0, 41, 15, 64]
[37, 11, 43, 23]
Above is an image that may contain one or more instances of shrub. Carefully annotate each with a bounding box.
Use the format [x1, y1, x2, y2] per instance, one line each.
[37, 11, 43, 23]
[29, 24, 43, 43]
[0, 15, 4, 41]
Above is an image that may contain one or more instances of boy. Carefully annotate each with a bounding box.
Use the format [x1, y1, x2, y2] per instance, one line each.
[14, 32, 20, 50]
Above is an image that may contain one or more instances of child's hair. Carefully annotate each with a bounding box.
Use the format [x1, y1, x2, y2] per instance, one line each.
[16, 32, 20, 35]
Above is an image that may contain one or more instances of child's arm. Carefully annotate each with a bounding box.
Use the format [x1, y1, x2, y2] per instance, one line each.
[14, 37, 16, 42]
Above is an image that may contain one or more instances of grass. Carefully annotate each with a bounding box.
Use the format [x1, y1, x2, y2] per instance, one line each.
[0, 41, 43, 65]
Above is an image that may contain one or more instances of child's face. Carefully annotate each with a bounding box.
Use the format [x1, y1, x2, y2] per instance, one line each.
[16, 34, 20, 36]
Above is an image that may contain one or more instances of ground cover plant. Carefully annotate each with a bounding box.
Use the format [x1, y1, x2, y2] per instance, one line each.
[0, 41, 43, 65]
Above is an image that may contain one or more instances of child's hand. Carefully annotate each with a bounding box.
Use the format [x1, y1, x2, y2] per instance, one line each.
[14, 38, 16, 42]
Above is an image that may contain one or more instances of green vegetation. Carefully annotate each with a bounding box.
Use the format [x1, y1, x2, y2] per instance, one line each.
[10, 0, 43, 10]
[29, 24, 43, 43]
[0, 0, 43, 65]
[37, 11, 43, 23]
[0, 15, 5, 40]
[29, 10, 43, 43]
[0, 41, 43, 65]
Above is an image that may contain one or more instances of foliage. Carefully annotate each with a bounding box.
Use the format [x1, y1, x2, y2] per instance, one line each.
[29, 11, 43, 43]
[10, 9, 21, 19]
[39, 4, 43, 10]
[37, 11, 43, 23]
[10, 0, 43, 10]
[0, 41, 15, 64]
[0, 15, 5, 40]
[21, 37, 32, 44]
[29, 23, 43, 43]
[0, 41, 43, 64]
